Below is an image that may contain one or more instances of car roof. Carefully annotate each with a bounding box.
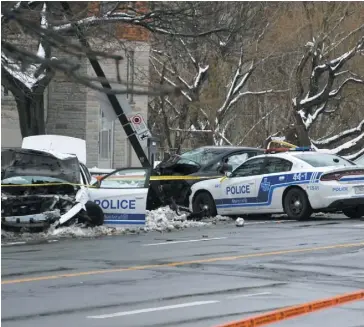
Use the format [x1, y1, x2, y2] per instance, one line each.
[245, 151, 353, 165]
[197, 146, 264, 152]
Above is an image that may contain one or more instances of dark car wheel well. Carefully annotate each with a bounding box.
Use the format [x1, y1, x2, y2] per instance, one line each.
[281, 185, 310, 208]
[192, 189, 215, 205]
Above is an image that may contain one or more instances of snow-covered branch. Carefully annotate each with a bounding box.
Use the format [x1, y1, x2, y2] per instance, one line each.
[293, 36, 364, 132]
[51, 7, 227, 38]
[329, 77, 364, 97]
[316, 133, 364, 156]
[312, 120, 364, 146]
[343, 147, 364, 161]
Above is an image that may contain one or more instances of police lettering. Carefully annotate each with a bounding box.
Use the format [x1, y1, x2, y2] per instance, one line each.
[226, 185, 250, 195]
[94, 199, 136, 210]
[332, 187, 348, 192]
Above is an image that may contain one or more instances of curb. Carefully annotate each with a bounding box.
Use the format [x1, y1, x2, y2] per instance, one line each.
[213, 290, 364, 327]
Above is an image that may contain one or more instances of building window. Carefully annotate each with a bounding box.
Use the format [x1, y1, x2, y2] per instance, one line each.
[99, 109, 113, 160]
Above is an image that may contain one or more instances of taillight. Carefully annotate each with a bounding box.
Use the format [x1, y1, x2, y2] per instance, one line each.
[320, 170, 364, 181]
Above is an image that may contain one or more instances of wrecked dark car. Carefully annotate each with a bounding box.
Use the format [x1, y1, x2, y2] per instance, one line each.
[147, 146, 265, 211]
[1, 148, 104, 232]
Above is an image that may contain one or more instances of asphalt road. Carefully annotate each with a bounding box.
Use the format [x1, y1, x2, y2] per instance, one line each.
[2, 217, 364, 327]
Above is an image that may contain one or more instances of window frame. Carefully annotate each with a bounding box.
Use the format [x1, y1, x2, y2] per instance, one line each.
[261, 157, 293, 174]
[230, 157, 267, 178]
[95, 167, 151, 189]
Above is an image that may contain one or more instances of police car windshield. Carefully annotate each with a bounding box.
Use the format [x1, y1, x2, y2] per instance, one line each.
[179, 148, 225, 166]
[293, 153, 355, 167]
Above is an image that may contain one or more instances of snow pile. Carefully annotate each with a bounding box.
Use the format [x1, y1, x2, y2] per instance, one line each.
[1, 207, 233, 243]
[145, 207, 211, 232]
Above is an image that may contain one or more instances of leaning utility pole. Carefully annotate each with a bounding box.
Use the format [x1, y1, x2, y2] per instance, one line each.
[60, 2, 151, 168]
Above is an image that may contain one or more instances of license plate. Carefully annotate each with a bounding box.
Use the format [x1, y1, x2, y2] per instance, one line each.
[354, 186, 364, 194]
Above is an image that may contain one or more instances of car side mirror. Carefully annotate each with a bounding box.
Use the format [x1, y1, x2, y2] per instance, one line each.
[225, 171, 232, 178]
[91, 176, 102, 188]
[219, 162, 233, 174]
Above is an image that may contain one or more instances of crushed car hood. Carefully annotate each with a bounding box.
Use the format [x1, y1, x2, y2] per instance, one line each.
[22, 134, 87, 165]
[1, 148, 80, 184]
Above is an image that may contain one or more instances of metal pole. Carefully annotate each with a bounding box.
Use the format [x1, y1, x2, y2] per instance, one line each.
[60, 2, 151, 168]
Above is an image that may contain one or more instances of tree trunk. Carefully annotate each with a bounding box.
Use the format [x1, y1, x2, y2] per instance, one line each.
[293, 110, 311, 146]
[14, 91, 46, 137]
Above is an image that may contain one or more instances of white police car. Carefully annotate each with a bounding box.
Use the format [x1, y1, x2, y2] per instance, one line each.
[188, 147, 364, 220]
[20, 135, 152, 228]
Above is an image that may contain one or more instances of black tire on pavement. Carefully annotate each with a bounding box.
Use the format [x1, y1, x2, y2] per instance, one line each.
[283, 187, 312, 221]
[342, 206, 364, 219]
[85, 201, 104, 226]
[192, 191, 217, 218]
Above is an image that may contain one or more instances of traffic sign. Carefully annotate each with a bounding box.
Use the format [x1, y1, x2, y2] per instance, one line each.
[128, 113, 150, 139]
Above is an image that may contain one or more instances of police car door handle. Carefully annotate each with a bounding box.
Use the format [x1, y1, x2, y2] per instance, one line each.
[135, 197, 144, 199]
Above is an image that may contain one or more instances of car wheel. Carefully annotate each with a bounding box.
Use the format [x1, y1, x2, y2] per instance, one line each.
[85, 201, 104, 226]
[342, 206, 364, 219]
[192, 192, 217, 218]
[283, 187, 312, 221]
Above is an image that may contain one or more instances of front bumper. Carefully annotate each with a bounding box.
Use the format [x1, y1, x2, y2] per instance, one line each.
[1, 211, 60, 230]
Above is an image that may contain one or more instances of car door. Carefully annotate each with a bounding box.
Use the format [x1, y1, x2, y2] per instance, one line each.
[216, 157, 267, 215]
[87, 167, 151, 227]
[256, 157, 293, 212]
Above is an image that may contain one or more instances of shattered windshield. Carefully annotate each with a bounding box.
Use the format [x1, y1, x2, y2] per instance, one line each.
[179, 148, 225, 166]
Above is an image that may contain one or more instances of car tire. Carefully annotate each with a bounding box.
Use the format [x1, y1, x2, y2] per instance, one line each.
[283, 187, 312, 221]
[342, 206, 364, 219]
[192, 191, 217, 218]
[85, 201, 104, 226]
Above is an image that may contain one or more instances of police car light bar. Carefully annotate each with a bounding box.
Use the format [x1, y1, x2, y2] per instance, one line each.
[264, 148, 290, 153]
[289, 147, 316, 152]
[265, 147, 315, 154]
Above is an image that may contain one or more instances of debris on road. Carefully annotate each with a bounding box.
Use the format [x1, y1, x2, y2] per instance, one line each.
[1, 207, 233, 244]
[235, 217, 245, 227]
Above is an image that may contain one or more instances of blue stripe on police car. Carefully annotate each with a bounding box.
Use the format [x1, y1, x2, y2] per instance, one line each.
[217, 171, 323, 208]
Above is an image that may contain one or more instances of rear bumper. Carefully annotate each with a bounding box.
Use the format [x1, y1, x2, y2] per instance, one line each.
[326, 197, 364, 210]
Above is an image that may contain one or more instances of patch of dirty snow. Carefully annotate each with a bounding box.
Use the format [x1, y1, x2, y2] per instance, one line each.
[1, 207, 233, 244]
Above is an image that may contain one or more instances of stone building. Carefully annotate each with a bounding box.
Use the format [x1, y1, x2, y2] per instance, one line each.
[1, 1, 150, 169]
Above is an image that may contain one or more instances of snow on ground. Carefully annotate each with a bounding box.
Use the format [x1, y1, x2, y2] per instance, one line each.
[1, 207, 233, 244]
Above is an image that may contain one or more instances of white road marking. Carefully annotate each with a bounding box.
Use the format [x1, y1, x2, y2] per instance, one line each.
[227, 291, 272, 299]
[1, 242, 27, 247]
[142, 237, 227, 246]
[353, 224, 364, 227]
[1, 240, 59, 247]
[87, 300, 220, 319]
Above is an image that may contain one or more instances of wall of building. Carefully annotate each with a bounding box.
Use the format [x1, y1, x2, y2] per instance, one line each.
[1, 2, 151, 168]
[1, 87, 22, 149]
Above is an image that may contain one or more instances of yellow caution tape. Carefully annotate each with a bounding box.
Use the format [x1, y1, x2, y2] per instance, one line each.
[150, 175, 221, 181]
[1, 175, 223, 188]
[219, 176, 228, 183]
